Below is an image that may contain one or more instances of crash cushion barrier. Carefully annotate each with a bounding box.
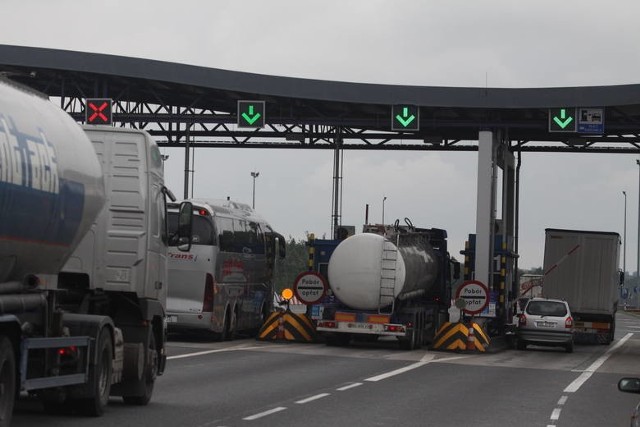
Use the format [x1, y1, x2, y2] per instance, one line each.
[257, 310, 317, 342]
[431, 321, 490, 352]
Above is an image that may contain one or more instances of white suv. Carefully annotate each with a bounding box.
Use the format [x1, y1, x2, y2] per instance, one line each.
[516, 297, 574, 353]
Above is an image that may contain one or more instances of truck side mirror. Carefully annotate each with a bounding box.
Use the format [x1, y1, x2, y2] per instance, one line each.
[177, 202, 193, 252]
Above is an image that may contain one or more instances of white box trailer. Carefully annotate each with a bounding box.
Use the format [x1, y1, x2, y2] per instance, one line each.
[542, 228, 622, 344]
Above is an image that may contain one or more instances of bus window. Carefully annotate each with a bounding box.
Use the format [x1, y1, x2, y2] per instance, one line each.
[167, 211, 216, 246]
[217, 216, 235, 252]
[248, 222, 265, 254]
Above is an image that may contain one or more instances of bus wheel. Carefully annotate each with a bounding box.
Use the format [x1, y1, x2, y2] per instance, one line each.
[220, 309, 231, 341]
[0, 337, 15, 427]
[76, 328, 113, 416]
[123, 329, 157, 406]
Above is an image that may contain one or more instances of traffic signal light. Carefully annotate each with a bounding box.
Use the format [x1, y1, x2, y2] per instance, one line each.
[85, 98, 113, 125]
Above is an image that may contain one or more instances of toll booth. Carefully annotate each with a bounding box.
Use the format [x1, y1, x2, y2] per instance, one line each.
[460, 232, 518, 335]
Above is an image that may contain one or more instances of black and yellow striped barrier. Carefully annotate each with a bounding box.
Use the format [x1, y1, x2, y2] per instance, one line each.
[431, 321, 490, 352]
[257, 310, 317, 343]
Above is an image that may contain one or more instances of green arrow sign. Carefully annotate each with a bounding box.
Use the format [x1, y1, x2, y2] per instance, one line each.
[553, 109, 573, 129]
[237, 100, 265, 128]
[548, 108, 577, 132]
[391, 105, 419, 131]
[242, 105, 261, 125]
[395, 107, 416, 128]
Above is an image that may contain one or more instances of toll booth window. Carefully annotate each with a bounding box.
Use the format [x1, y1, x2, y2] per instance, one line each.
[318, 263, 328, 279]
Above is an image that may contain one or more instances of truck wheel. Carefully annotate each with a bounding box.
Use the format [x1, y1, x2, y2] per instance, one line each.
[77, 329, 113, 416]
[0, 337, 15, 427]
[122, 330, 157, 406]
[399, 330, 417, 351]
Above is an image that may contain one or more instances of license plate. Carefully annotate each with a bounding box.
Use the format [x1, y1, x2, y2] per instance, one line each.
[347, 322, 373, 330]
[166, 315, 178, 323]
[536, 321, 556, 328]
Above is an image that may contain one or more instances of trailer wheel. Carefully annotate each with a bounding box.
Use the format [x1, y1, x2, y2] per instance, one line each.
[77, 329, 113, 416]
[399, 329, 417, 350]
[122, 329, 157, 406]
[0, 337, 15, 427]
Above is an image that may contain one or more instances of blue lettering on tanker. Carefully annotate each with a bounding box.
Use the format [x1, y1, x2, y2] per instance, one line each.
[0, 114, 84, 246]
[0, 115, 59, 194]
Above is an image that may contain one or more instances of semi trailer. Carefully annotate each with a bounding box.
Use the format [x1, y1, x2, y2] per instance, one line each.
[314, 220, 460, 350]
[542, 228, 622, 344]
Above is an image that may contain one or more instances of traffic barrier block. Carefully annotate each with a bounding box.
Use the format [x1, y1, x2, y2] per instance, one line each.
[257, 310, 317, 343]
[431, 321, 490, 352]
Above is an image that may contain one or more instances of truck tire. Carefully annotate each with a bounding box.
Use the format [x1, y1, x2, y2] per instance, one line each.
[0, 337, 15, 427]
[77, 329, 113, 416]
[122, 329, 157, 406]
[399, 329, 417, 350]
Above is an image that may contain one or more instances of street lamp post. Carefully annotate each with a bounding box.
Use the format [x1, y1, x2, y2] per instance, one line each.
[382, 196, 387, 225]
[251, 171, 259, 209]
[623, 190, 627, 288]
[637, 159, 640, 307]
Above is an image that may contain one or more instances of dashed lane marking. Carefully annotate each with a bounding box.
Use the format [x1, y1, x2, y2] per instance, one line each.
[243, 407, 287, 421]
[295, 393, 330, 404]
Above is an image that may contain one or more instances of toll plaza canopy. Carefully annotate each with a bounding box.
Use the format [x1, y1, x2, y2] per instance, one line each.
[1, 44, 640, 152]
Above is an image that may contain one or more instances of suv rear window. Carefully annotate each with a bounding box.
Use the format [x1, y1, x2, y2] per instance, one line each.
[526, 300, 567, 317]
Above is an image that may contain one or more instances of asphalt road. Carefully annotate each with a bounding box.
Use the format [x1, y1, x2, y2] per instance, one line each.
[10, 311, 640, 427]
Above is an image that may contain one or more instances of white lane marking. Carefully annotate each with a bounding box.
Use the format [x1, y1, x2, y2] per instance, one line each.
[365, 355, 467, 382]
[337, 383, 363, 391]
[550, 408, 562, 420]
[365, 361, 429, 382]
[242, 407, 287, 421]
[557, 395, 568, 406]
[168, 346, 246, 360]
[295, 393, 330, 404]
[168, 344, 265, 360]
[564, 333, 632, 393]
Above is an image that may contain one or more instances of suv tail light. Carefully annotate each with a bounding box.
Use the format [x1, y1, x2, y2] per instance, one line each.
[518, 314, 527, 327]
[565, 316, 573, 328]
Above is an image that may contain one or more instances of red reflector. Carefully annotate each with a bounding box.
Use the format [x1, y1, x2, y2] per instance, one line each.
[58, 346, 77, 356]
[320, 321, 336, 328]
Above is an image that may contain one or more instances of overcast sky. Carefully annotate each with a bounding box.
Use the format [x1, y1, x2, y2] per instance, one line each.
[2, 0, 640, 270]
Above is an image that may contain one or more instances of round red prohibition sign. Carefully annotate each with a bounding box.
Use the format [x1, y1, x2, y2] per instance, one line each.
[293, 271, 328, 304]
[455, 280, 489, 315]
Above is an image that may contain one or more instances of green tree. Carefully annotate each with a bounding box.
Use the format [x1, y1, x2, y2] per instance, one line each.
[273, 237, 309, 293]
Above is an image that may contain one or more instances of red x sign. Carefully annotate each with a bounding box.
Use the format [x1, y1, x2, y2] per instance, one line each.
[85, 98, 113, 125]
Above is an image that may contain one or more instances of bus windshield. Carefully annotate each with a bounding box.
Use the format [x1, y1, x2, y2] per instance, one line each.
[168, 212, 216, 246]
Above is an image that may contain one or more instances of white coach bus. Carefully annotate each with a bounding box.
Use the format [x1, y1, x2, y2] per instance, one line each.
[166, 199, 285, 339]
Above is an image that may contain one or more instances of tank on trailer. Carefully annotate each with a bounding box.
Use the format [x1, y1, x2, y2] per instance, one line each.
[328, 232, 439, 310]
[0, 78, 105, 285]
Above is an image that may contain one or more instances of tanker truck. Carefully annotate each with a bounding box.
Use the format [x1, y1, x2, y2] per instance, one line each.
[314, 220, 460, 350]
[0, 77, 191, 424]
